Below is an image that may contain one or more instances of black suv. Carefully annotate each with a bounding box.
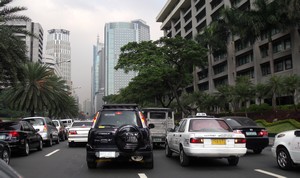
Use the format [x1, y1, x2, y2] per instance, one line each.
[86, 104, 154, 169]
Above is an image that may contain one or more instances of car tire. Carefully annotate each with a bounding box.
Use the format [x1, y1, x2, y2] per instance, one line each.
[37, 137, 43, 151]
[115, 125, 143, 153]
[144, 153, 154, 169]
[179, 148, 190, 167]
[23, 141, 30, 156]
[47, 137, 53, 147]
[165, 141, 172, 157]
[1, 148, 10, 164]
[87, 160, 97, 169]
[68, 142, 74, 147]
[277, 147, 293, 170]
[56, 136, 60, 144]
[253, 149, 262, 154]
[228, 156, 239, 166]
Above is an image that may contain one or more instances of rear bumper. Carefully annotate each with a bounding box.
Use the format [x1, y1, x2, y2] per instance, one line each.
[183, 146, 247, 158]
[68, 136, 88, 143]
[86, 144, 152, 161]
[245, 137, 269, 150]
[7, 141, 26, 152]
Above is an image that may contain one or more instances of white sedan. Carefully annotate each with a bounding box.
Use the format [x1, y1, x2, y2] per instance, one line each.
[165, 117, 247, 166]
[68, 121, 93, 147]
[271, 129, 300, 170]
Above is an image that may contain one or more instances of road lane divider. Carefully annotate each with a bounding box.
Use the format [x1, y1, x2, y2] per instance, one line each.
[254, 169, 286, 178]
[138, 173, 147, 178]
[45, 149, 60, 157]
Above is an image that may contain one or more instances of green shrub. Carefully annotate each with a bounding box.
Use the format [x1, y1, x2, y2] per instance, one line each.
[247, 103, 272, 112]
[256, 119, 300, 134]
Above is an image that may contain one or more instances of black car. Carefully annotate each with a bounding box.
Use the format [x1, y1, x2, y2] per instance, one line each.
[222, 116, 269, 154]
[86, 104, 154, 169]
[0, 121, 43, 156]
[0, 141, 10, 164]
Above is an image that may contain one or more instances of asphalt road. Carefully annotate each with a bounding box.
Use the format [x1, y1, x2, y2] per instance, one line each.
[10, 141, 300, 178]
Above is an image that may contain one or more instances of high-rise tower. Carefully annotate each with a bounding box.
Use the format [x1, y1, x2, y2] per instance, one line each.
[104, 19, 150, 95]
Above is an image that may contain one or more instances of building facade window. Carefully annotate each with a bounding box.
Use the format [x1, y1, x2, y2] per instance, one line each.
[236, 52, 253, 67]
[261, 62, 271, 76]
[274, 57, 293, 72]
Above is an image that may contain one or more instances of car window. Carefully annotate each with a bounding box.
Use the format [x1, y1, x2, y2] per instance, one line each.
[71, 122, 93, 127]
[96, 110, 141, 127]
[229, 117, 257, 126]
[149, 112, 167, 119]
[22, 121, 30, 131]
[0, 122, 21, 130]
[53, 121, 59, 127]
[24, 118, 45, 126]
[178, 120, 186, 132]
[189, 119, 231, 132]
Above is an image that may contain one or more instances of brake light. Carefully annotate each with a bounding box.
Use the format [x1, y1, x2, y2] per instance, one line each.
[258, 130, 268, 137]
[69, 130, 77, 135]
[190, 138, 204, 144]
[93, 112, 99, 123]
[235, 138, 246, 144]
[43, 125, 48, 132]
[9, 131, 20, 137]
[139, 112, 147, 126]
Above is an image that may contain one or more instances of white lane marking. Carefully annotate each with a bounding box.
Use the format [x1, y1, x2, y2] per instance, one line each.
[138, 173, 147, 178]
[255, 169, 287, 178]
[45, 149, 60, 157]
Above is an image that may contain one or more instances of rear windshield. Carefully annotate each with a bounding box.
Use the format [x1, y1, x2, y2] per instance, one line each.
[96, 110, 141, 128]
[189, 119, 231, 132]
[149, 112, 167, 119]
[0, 122, 21, 130]
[53, 121, 59, 127]
[225, 117, 257, 126]
[71, 122, 93, 127]
[24, 118, 45, 126]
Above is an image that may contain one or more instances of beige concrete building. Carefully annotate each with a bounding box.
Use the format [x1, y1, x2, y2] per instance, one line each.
[157, 0, 300, 105]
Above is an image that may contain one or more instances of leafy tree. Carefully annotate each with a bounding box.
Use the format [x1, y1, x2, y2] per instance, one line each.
[255, 83, 270, 105]
[234, 76, 255, 115]
[0, 0, 32, 88]
[115, 36, 207, 115]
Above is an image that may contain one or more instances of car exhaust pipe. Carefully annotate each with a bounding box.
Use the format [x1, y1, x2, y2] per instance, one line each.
[131, 156, 143, 162]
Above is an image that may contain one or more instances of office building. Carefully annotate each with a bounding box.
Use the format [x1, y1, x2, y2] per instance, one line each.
[6, 20, 44, 63]
[91, 36, 105, 113]
[157, 0, 300, 104]
[104, 19, 150, 95]
[46, 29, 72, 87]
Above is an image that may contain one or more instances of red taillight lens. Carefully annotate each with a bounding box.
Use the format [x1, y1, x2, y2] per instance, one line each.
[43, 125, 48, 132]
[235, 138, 246, 144]
[93, 112, 99, 123]
[9, 131, 19, 137]
[190, 138, 204, 144]
[258, 130, 268, 137]
[69, 130, 77, 135]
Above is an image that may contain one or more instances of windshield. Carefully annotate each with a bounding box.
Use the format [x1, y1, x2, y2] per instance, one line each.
[24, 118, 45, 126]
[226, 117, 258, 126]
[0, 122, 21, 131]
[71, 121, 93, 127]
[189, 119, 231, 132]
[149, 112, 167, 119]
[53, 121, 59, 127]
[96, 110, 141, 128]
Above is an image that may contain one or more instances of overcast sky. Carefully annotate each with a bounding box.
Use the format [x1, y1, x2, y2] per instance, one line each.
[11, 0, 167, 105]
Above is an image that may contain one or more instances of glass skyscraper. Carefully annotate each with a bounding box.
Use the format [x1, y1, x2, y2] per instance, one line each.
[104, 19, 150, 95]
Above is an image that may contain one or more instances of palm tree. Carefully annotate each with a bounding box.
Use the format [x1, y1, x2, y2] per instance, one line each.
[0, 0, 32, 88]
[222, 0, 281, 75]
[281, 74, 300, 110]
[266, 75, 284, 110]
[4, 62, 78, 117]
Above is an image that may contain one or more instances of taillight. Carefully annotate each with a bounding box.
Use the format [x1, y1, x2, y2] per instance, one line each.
[190, 138, 204, 144]
[139, 112, 147, 127]
[233, 129, 243, 134]
[69, 130, 77, 135]
[235, 138, 246, 144]
[93, 112, 99, 123]
[9, 131, 20, 137]
[258, 130, 268, 137]
[43, 125, 48, 132]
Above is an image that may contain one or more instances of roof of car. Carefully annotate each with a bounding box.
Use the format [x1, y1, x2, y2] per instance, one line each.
[102, 104, 139, 110]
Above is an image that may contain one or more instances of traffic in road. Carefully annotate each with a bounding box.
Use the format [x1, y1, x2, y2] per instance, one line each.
[9, 142, 299, 178]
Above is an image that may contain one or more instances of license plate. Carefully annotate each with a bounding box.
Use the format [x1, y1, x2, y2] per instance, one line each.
[153, 138, 162, 142]
[211, 139, 226, 145]
[246, 132, 257, 136]
[99, 152, 116, 158]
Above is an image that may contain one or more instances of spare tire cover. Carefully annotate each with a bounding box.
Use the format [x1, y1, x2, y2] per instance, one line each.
[115, 125, 143, 153]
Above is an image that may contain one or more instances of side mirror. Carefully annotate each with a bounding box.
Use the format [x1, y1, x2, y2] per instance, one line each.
[148, 123, 155, 129]
[294, 130, 300, 137]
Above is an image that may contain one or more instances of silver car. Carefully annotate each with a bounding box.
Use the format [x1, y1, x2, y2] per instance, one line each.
[22, 117, 60, 146]
[68, 121, 92, 147]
